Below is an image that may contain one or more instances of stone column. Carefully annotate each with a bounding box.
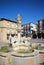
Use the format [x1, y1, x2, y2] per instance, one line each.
[16, 14, 21, 43]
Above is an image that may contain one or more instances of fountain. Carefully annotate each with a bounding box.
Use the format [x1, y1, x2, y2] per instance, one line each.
[11, 14, 39, 65]
[11, 14, 32, 53]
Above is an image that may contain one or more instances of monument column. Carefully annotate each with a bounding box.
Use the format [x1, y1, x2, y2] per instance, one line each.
[16, 14, 21, 43]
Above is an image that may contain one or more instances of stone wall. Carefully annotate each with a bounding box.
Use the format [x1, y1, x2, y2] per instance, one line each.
[0, 20, 21, 43]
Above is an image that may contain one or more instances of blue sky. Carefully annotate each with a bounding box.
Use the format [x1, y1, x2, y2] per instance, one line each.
[0, 0, 44, 24]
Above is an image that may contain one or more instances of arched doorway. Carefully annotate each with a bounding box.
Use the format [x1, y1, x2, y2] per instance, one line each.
[37, 33, 41, 39]
[42, 33, 44, 39]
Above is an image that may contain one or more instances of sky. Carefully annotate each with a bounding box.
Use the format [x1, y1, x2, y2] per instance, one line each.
[0, 0, 44, 24]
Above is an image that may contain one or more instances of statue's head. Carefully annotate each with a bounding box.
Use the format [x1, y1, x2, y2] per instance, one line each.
[16, 14, 21, 23]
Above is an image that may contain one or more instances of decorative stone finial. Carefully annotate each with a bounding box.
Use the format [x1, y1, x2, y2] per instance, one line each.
[16, 14, 21, 23]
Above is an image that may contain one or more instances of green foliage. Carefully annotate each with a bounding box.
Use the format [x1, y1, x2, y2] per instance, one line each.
[0, 46, 9, 53]
[32, 46, 38, 50]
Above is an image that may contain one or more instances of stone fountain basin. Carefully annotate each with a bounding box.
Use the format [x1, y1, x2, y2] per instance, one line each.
[13, 46, 32, 53]
[12, 43, 32, 53]
[12, 43, 30, 47]
[10, 50, 39, 65]
[11, 50, 37, 57]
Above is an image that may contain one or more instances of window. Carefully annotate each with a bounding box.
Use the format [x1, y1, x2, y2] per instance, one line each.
[42, 23, 44, 30]
[7, 34, 10, 40]
[32, 34, 37, 39]
[37, 33, 41, 39]
[11, 34, 15, 37]
[42, 33, 44, 38]
[29, 27, 30, 31]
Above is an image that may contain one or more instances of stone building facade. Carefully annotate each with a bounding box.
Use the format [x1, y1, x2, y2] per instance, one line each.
[0, 14, 21, 43]
[21, 23, 37, 37]
[37, 19, 44, 38]
[38, 19, 44, 33]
